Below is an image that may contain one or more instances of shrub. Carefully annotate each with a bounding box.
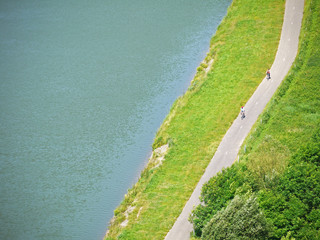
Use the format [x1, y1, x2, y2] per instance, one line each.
[190, 164, 256, 236]
[200, 62, 208, 69]
[258, 131, 320, 239]
[202, 194, 271, 240]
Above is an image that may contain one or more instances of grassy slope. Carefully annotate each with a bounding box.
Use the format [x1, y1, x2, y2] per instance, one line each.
[106, 0, 285, 239]
[239, 0, 320, 180]
[192, 0, 320, 237]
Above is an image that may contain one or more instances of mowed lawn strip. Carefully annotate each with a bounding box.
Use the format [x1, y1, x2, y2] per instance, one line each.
[106, 0, 285, 239]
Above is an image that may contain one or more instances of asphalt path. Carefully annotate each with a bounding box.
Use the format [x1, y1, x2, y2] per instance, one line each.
[165, 0, 304, 239]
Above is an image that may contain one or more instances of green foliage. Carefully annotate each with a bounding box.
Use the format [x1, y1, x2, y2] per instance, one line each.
[239, 0, 320, 170]
[195, 131, 320, 240]
[259, 135, 320, 239]
[202, 194, 271, 240]
[191, 0, 320, 238]
[281, 232, 296, 240]
[197, 66, 204, 72]
[106, 0, 286, 238]
[200, 62, 208, 69]
[191, 164, 256, 236]
[292, 129, 320, 167]
[246, 135, 289, 189]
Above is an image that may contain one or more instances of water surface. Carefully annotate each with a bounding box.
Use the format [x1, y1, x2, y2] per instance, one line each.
[0, 0, 231, 239]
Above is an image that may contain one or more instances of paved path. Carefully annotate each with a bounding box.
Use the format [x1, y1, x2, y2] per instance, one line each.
[165, 0, 304, 239]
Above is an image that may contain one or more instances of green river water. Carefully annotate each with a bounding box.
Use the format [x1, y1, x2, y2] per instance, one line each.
[0, 0, 231, 239]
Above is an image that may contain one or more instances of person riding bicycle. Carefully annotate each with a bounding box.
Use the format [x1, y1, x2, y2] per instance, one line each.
[240, 106, 245, 119]
[266, 69, 271, 80]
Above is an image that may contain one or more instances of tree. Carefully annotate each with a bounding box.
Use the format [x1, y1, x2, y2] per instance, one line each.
[190, 164, 254, 237]
[202, 194, 271, 240]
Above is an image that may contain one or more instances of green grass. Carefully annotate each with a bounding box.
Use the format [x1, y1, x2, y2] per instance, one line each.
[191, 0, 320, 238]
[239, 0, 320, 184]
[105, 0, 285, 239]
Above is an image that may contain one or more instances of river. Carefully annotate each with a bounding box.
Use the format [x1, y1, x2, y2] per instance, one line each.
[0, 0, 231, 239]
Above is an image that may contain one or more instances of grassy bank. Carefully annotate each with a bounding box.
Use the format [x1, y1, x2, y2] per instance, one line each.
[239, 0, 320, 173]
[105, 0, 285, 239]
[191, 0, 320, 238]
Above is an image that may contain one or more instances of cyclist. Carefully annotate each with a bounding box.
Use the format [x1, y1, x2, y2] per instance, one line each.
[240, 106, 245, 119]
[266, 69, 271, 80]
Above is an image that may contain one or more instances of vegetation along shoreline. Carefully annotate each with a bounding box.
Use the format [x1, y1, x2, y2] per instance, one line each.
[191, 0, 320, 238]
[105, 0, 319, 239]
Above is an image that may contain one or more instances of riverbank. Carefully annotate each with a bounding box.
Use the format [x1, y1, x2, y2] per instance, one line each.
[166, 0, 304, 237]
[191, 0, 320, 237]
[105, 0, 285, 239]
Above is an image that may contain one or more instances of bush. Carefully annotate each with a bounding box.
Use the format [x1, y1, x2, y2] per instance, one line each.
[193, 130, 320, 239]
[256, 130, 320, 239]
[190, 164, 254, 236]
[201, 62, 208, 69]
[202, 194, 271, 240]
